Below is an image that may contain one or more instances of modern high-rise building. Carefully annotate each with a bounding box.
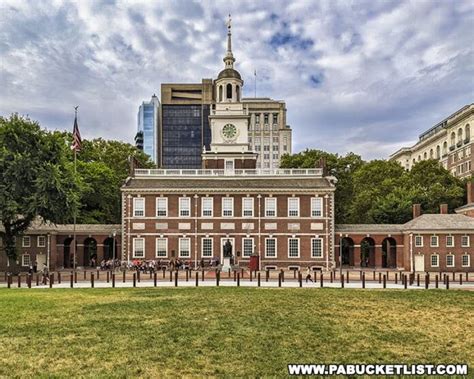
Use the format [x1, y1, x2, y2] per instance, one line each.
[156, 19, 292, 169]
[135, 94, 160, 164]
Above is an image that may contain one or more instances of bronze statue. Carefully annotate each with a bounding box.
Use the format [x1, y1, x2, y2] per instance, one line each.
[223, 239, 233, 258]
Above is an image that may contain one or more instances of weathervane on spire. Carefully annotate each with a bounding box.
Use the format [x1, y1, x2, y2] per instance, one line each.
[226, 14, 232, 30]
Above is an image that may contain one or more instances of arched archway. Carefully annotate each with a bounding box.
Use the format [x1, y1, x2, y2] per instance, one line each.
[226, 83, 232, 100]
[236, 85, 240, 101]
[341, 237, 355, 266]
[103, 237, 118, 261]
[83, 238, 97, 267]
[360, 238, 375, 268]
[219, 85, 223, 102]
[381, 237, 397, 268]
[63, 237, 73, 268]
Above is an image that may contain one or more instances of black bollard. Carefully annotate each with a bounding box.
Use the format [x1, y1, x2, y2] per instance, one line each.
[278, 273, 281, 287]
[7, 274, 11, 289]
[74, 271, 77, 284]
[91, 273, 94, 288]
[112, 273, 115, 288]
[258, 272, 261, 287]
[383, 274, 386, 289]
[425, 274, 429, 289]
[154, 272, 157, 287]
[299, 272, 302, 287]
[459, 274, 462, 285]
[233, 271, 236, 282]
[435, 275, 439, 288]
[313, 271, 317, 283]
[49, 274, 53, 288]
[107, 271, 110, 283]
[195, 272, 199, 287]
[378, 272, 382, 284]
[70, 273, 73, 288]
[174, 271, 178, 287]
[27, 274, 31, 288]
[237, 273, 240, 287]
[216, 271, 220, 287]
[266, 270, 269, 282]
[446, 275, 450, 290]
[133, 273, 136, 287]
[186, 269, 189, 282]
[320, 273, 323, 288]
[362, 272, 365, 289]
[404, 275, 407, 289]
[123, 270, 126, 283]
[346, 271, 349, 283]
[395, 273, 398, 284]
[330, 271, 333, 283]
[341, 274, 344, 288]
[417, 274, 420, 287]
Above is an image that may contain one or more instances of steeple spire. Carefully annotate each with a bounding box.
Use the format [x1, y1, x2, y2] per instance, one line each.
[224, 14, 235, 69]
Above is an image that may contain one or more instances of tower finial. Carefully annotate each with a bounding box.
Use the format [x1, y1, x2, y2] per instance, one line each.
[224, 14, 235, 68]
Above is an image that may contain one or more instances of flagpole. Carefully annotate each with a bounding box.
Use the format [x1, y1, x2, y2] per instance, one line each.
[72, 106, 79, 276]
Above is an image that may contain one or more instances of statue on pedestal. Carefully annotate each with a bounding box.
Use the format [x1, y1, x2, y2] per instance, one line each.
[223, 239, 233, 258]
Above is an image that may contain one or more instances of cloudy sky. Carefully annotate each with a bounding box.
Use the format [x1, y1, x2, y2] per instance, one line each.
[1, 0, 473, 160]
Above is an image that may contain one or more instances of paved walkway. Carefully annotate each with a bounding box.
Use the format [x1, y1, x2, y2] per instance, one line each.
[1, 279, 472, 290]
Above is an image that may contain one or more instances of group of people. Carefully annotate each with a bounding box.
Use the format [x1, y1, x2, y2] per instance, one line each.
[98, 259, 120, 271]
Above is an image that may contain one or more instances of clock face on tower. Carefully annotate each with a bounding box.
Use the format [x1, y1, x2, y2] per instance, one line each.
[221, 123, 238, 141]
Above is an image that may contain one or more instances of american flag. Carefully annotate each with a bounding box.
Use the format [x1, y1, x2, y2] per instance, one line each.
[71, 107, 82, 152]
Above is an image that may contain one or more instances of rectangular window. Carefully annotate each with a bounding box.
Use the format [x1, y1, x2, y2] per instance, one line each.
[462, 254, 470, 267]
[430, 236, 439, 247]
[133, 238, 145, 258]
[37, 236, 46, 248]
[431, 254, 439, 267]
[22, 236, 30, 248]
[461, 235, 470, 247]
[311, 238, 323, 258]
[265, 198, 277, 217]
[288, 198, 300, 217]
[242, 197, 254, 217]
[446, 255, 454, 267]
[155, 238, 168, 258]
[179, 197, 191, 217]
[156, 198, 168, 217]
[415, 235, 423, 247]
[222, 197, 234, 217]
[133, 197, 145, 217]
[264, 114, 269, 124]
[202, 238, 213, 258]
[201, 197, 213, 217]
[22, 254, 30, 267]
[288, 238, 300, 258]
[311, 197, 323, 217]
[255, 114, 260, 124]
[243, 238, 254, 257]
[273, 114, 278, 124]
[179, 238, 191, 258]
[446, 235, 454, 247]
[265, 238, 277, 258]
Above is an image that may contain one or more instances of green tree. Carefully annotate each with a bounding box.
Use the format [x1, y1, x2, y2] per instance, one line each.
[280, 149, 364, 223]
[0, 114, 78, 264]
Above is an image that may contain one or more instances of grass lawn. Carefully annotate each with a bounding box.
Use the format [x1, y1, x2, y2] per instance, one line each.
[0, 288, 473, 377]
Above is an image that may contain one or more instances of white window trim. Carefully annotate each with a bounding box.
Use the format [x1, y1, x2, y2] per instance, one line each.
[242, 237, 254, 257]
[311, 238, 324, 258]
[179, 237, 191, 258]
[462, 254, 470, 267]
[133, 238, 145, 258]
[446, 235, 454, 247]
[430, 235, 439, 247]
[201, 197, 214, 217]
[179, 197, 191, 218]
[156, 197, 168, 217]
[265, 238, 277, 258]
[311, 197, 323, 218]
[430, 254, 439, 268]
[415, 235, 423, 247]
[222, 197, 234, 218]
[22, 236, 31, 248]
[287, 197, 300, 218]
[155, 237, 168, 258]
[133, 197, 145, 218]
[22, 254, 31, 267]
[461, 235, 470, 247]
[242, 197, 254, 218]
[201, 237, 213, 258]
[446, 254, 455, 268]
[37, 236, 46, 248]
[265, 197, 277, 217]
[288, 238, 300, 258]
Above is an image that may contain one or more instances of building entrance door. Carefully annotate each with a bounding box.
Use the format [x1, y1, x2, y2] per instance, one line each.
[414, 254, 425, 272]
[36, 253, 46, 271]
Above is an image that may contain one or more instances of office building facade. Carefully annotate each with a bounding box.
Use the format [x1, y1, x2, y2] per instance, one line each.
[135, 95, 160, 164]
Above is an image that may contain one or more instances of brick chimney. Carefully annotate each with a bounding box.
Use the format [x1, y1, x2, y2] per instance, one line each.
[440, 204, 448, 214]
[467, 181, 474, 204]
[315, 157, 327, 176]
[413, 204, 421, 219]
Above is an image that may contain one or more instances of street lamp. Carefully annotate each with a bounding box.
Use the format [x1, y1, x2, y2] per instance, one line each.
[112, 229, 117, 272]
[339, 234, 343, 277]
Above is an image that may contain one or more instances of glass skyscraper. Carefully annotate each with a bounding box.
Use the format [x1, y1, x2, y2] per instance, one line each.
[135, 95, 159, 163]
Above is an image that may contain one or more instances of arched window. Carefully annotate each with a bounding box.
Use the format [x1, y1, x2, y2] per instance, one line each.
[236, 85, 240, 101]
[450, 132, 456, 147]
[465, 124, 470, 142]
[418, 155, 421, 161]
[436, 145, 440, 159]
[429, 149, 433, 159]
[412, 158, 416, 164]
[442, 141, 448, 155]
[423, 152, 427, 159]
[226, 83, 232, 100]
[458, 128, 463, 143]
[219, 85, 223, 102]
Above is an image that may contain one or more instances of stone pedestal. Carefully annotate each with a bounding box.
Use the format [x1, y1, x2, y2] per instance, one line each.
[221, 257, 233, 272]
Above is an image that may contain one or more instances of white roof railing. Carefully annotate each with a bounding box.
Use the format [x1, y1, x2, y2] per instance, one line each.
[134, 168, 324, 177]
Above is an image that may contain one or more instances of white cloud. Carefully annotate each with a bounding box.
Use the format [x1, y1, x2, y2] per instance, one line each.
[0, 0, 472, 160]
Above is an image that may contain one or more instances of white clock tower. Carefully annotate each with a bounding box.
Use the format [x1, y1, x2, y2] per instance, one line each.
[203, 15, 257, 170]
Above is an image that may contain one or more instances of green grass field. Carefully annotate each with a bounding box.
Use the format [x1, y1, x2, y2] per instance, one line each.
[0, 288, 473, 377]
